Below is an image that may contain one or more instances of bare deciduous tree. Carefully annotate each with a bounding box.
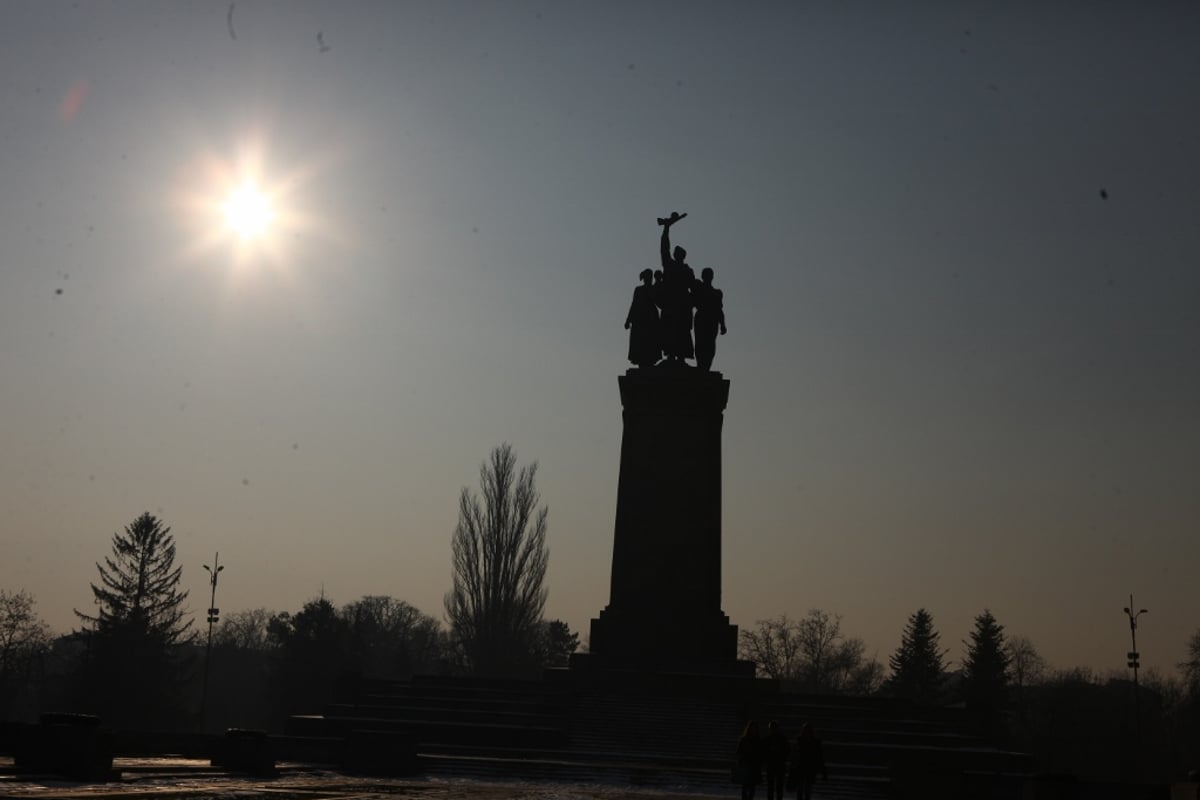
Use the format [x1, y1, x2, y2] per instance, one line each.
[445, 444, 548, 677]
[1005, 634, 1048, 690]
[1180, 628, 1200, 694]
[833, 636, 886, 696]
[795, 609, 846, 692]
[214, 608, 276, 651]
[739, 610, 883, 694]
[739, 615, 803, 682]
[0, 589, 52, 718]
[342, 595, 444, 676]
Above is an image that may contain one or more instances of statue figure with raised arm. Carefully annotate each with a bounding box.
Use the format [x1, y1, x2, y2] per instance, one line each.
[657, 212, 696, 364]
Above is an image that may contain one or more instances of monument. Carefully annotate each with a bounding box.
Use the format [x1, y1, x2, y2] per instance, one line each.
[267, 216, 1026, 798]
[576, 213, 750, 676]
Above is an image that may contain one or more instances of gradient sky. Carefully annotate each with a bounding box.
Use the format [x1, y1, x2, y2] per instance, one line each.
[2, 1, 1197, 678]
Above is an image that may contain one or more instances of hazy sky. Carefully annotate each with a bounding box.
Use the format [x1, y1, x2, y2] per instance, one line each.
[2, 1, 1197, 678]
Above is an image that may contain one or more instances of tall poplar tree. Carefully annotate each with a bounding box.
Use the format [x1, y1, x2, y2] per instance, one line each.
[445, 444, 548, 677]
[888, 608, 947, 704]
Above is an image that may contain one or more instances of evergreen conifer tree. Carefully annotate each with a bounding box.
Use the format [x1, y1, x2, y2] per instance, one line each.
[74, 512, 194, 727]
[536, 619, 580, 668]
[888, 608, 947, 704]
[962, 609, 1011, 731]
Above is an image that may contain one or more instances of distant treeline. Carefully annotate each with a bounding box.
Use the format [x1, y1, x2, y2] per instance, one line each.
[737, 607, 1200, 782]
[0, 588, 578, 732]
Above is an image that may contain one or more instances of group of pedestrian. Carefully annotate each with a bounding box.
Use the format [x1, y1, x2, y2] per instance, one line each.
[735, 720, 826, 800]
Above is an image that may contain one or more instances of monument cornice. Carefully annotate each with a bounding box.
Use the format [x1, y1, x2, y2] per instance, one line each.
[618, 368, 730, 414]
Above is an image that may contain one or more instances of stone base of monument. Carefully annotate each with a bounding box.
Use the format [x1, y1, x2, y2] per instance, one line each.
[578, 368, 755, 680]
[12, 713, 117, 781]
[580, 605, 754, 678]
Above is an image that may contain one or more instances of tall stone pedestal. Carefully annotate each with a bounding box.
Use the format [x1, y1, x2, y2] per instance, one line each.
[576, 368, 753, 676]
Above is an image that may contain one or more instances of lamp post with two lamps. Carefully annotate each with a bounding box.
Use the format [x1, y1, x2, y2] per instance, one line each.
[1123, 595, 1147, 743]
[200, 553, 224, 731]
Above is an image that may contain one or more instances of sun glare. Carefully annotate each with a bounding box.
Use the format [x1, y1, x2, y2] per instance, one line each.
[171, 132, 336, 279]
[222, 183, 274, 239]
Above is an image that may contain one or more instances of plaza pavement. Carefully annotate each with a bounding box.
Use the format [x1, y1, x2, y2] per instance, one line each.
[0, 757, 742, 800]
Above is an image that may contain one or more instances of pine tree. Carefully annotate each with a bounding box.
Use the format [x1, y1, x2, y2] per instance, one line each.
[78, 513, 192, 644]
[73, 512, 194, 727]
[962, 609, 1011, 731]
[888, 608, 947, 704]
[536, 619, 580, 668]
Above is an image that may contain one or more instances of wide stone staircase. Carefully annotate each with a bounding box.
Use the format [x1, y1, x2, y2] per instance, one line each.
[280, 672, 1033, 798]
[754, 694, 1032, 798]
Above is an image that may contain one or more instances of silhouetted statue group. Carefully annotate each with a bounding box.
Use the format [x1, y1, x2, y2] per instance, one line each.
[625, 212, 727, 370]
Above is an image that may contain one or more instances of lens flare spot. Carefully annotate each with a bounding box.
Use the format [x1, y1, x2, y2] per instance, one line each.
[59, 80, 89, 123]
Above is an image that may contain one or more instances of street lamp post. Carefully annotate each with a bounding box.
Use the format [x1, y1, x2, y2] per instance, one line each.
[1123, 595, 1147, 743]
[200, 553, 224, 732]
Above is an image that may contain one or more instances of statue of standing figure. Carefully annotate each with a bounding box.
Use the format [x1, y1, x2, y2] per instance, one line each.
[692, 266, 727, 371]
[624, 269, 661, 368]
[623, 212, 726, 370]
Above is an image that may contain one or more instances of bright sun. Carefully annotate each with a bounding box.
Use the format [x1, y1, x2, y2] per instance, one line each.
[172, 132, 326, 276]
[221, 182, 275, 240]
